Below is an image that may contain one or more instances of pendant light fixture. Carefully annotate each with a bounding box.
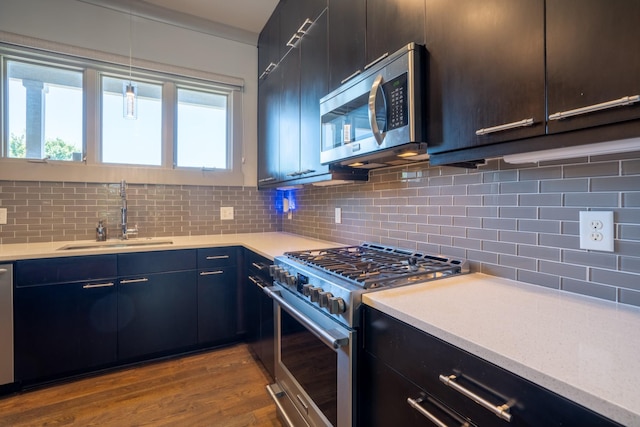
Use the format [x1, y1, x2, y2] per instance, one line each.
[123, 0, 137, 119]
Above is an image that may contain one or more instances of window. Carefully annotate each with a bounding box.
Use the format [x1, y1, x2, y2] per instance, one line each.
[176, 88, 228, 169]
[101, 76, 163, 166]
[1, 43, 244, 186]
[6, 60, 83, 161]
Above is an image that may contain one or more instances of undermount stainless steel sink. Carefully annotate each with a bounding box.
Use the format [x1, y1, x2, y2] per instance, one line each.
[58, 239, 174, 251]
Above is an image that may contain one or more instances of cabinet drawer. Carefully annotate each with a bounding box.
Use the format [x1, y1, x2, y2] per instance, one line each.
[197, 247, 239, 269]
[16, 255, 117, 287]
[363, 307, 621, 427]
[118, 250, 196, 276]
[246, 250, 272, 280]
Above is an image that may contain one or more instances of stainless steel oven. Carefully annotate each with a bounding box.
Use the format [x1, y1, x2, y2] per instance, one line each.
[266, 285, 354, 427]
[265, 243, 468, 427]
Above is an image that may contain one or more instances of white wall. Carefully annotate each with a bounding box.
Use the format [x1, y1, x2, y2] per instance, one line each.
[0, 0, 258, 186]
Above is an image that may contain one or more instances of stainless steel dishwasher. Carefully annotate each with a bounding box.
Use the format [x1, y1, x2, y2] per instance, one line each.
[0, 264, 13, 386]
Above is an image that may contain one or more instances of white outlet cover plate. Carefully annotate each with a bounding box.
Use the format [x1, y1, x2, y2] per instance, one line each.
[579, 211, 614, 252]
[0, 208, 6, 225]
[335, 207, 342, 224]
[220, 206, 234, 220]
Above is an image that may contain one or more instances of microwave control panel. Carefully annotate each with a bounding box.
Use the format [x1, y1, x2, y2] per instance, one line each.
[384, 72, 408, 131]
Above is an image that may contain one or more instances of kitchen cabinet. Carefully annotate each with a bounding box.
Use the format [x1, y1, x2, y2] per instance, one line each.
[425, 0, 545, 160]
[360, 306, 622, 426]
[117, 250, 198, 361]
[546, 0, 640, 134]
[14, 256, 118, 383]
[257, 68, 281, 186]
[197, 247, 240, 345]
[326, 0, 424, 93]
[244, 250, 275, 379]
[327, 0, 366, 92]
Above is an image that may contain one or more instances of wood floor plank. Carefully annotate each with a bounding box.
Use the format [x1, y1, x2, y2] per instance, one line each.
[0, 344, 281, 427]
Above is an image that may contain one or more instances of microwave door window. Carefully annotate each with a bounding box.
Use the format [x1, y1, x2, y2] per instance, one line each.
[321, 92, 373, 151]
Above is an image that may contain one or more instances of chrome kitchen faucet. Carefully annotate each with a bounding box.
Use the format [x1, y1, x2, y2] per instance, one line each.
[120, 180, 138, 239]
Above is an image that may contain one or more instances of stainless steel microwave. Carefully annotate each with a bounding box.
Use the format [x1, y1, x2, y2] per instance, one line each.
[320, 43, 428, 168]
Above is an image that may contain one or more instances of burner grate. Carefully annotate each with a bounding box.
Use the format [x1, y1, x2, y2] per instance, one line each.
[285, 243, 465, 288]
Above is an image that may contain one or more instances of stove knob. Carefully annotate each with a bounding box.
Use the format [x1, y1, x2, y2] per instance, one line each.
[302, 284, 314, 296]
[328, 296, 346, 315]
[285, 273, 297, 287]
[310, 287, 323, 303]
[318, 291, 333, 308]
[269, 265, 280, 279]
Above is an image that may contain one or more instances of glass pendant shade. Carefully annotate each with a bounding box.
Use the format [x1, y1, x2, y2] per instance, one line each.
[123, 81, 137, 119]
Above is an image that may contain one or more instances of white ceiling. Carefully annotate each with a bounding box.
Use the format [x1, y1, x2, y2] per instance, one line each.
[140, 0, 279, 34]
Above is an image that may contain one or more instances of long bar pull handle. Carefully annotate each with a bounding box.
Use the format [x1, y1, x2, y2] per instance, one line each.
[341, 69, 362, 85]
[251, 262, 267, 271]
[439, 374, 512, 422]
[82, 282, 115, 289]
[296, 18, 314, 35]
[365, 52, 389, 70]
[549, 95, 640, 120]
[264, 286, 349, 349]
[248, 276, 265, 289]
[200, 270, 223, 276]
[120, 278, 149, 284]
[206, 255, 229, 260]
[475, 118, 535, 136]
[0, 269, 7, 274]
[286, 32, 302, 47]
[406, 397, 449, 427]
[259, 176, 276, 183]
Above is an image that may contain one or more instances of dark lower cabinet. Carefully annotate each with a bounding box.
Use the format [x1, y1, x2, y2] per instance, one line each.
[197, 266, 238, 345]
[118, 270, 198, 361]
[361, 306, 622, 427]
[14, 255, 118, 383]
[245, 250, 275, 379]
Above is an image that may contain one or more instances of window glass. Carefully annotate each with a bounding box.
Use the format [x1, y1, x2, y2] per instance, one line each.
[101, 76, 162, 165]
[176, 88, 228, 169]
[6, 60, 83, 161]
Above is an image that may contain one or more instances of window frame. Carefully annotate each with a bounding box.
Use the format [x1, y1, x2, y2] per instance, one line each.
[0, 42, 245, 186]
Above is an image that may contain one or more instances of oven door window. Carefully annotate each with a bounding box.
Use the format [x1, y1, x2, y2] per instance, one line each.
[280, 309, 338, 426]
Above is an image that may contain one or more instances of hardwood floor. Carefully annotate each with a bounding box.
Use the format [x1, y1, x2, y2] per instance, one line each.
[0, 344, 282, 427]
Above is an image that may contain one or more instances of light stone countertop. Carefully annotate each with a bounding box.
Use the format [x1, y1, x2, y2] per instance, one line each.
[363, 272, 640, 426]
[0, 232, 341, 262]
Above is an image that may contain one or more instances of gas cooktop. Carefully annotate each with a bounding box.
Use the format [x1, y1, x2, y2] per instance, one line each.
[284, 243, 469, 289]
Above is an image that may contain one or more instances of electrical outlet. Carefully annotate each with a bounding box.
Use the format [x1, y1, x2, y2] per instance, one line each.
[220, 207, 234, 220]
[335, 207, 342, 224]
[0, 208, 6, 225]
[579, 211, 614, 252]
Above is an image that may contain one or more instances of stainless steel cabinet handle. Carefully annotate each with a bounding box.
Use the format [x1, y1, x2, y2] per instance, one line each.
[120, 278, 149, 284]
[439, 374, 512, 422]
[0, 269, 7, 274]
[407, 397, 449, 427]
[259, 176, 276, 183]
[248, 276, 265, 289]
[365, 52, 389, 70]
[251, 262, 267, 271]
[341, 69, 362, 85]
[82, 282, 115, 289]
[286, 32, 302, 48]
[475, 118, 534, 136]
[259, 62, 278, 80]
[549, 95, 640, 121]
[200, 270, 223, 276]
[265, 286, 349, 349]
[206, 255, 229, 260]
[296, 18, 314, 35]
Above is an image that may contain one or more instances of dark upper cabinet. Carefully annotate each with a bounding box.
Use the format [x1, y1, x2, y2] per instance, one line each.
[258, 4, 282, 79]
[366, 0, 426, 65]
[326, 0, 424, 93]
[425, 0, 546, 157]
[327, 0, 366, 92]
[257, 71, 281, 186]
[546, 0, 640, 134]
[278, 47, 302, 181]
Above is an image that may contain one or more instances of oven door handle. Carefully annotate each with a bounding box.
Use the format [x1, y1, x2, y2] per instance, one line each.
[265, 287, 349, 350]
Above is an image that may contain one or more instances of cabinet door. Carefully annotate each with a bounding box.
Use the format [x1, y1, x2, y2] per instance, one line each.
[15, 281, 117, 383]
[278, 48, 302, 180]
[327, 0, 366, 92]
[366, 0, 426, 66]
[425, 0, 545, 155]
[546, 0, 640, 134]
[197, 266, 238, 344]
[118, 270, 197, 360]
[258, 3, 281, 78]
[299, 7, 329, 178]
[257, 74, 281, 187]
